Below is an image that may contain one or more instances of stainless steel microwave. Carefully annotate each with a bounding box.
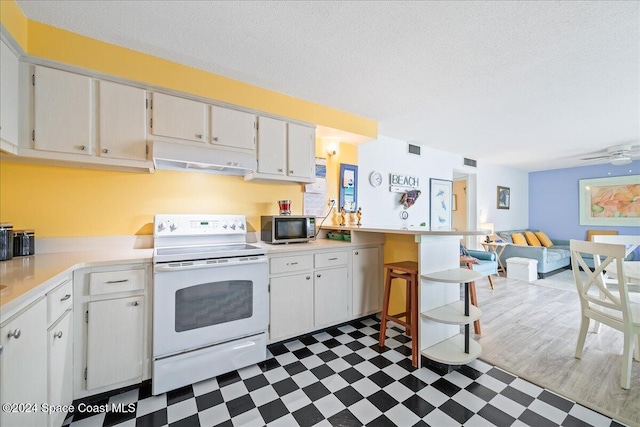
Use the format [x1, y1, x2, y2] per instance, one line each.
[261, 215, 316, 244]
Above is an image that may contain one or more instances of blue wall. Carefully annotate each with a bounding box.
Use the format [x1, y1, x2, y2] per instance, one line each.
[529, 161, 639, 242]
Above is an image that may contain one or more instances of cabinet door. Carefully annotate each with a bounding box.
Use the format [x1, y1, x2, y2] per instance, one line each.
[287, 123, 315, 180]
[210, 106, 255, 151]
[314, 267, 349, 328]
[0, 39, 19, 148]
[97, 80, 147, 161]
[86, 296, 144, 390]
[151, 92, 207, 143]
[256, 116, 286, 175]
[0, 299, 48, 427]
[48, 310, 73, 427]
[269, 273, 313, 341]
[352, 248, 381, 317]
[34, 66, 92, 155]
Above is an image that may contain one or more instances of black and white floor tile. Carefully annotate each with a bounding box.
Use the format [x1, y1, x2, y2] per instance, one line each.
[64, 317, 625, 427]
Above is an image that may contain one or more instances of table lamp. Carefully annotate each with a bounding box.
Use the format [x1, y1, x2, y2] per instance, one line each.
[480, 222, 494, 243]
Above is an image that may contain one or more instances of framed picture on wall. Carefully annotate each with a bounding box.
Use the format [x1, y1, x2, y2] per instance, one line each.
[579, 175, 640, 225]
[430, 178, 453, 230]
[497, 186, 510, 210]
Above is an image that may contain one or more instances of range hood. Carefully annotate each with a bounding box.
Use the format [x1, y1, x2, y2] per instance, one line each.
[151, 140, 256, 175]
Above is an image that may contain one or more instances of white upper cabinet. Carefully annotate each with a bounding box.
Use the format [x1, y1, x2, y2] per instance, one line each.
[0, 39, 20, 152]
[97, 80, 147, 161]
[249, 116, 315, 183]
[256, 116, 287, 176]
[210, 106, 256, 151]
[150, 92, 207, 143]
[287, 123, 315, 181]
[34, 66, 92, 155]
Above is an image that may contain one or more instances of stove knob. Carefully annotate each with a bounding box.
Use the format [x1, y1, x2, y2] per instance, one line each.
[230, 223, 236, 230]
[222, 223, 228, 229]
[169, 222, 178, 232]
[239, 223, 245, 230]
[157, 223, 166, 233]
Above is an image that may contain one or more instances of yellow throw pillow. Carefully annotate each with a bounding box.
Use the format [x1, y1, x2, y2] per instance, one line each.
[535, 231, 553, 247]
[512, 233, 527, 245]
[524, 231, 541, 246]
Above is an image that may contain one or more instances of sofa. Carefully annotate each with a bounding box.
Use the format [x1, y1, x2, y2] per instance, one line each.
[496, 229, 571, 278]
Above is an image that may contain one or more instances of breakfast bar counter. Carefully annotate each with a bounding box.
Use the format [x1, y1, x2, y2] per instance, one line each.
[321, 224, 487, 366]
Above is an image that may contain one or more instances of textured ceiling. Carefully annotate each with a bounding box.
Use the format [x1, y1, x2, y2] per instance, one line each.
[15, 0, 640, 171]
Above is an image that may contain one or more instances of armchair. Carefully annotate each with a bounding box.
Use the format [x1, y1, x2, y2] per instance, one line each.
[463, 249, 498, 289]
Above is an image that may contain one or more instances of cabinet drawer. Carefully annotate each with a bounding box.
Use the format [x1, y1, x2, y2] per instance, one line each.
[47, 279, 73, 326]
[315, 251, 348, 269]
[270, 255, 312, 274]
[89, 269, 145, 296]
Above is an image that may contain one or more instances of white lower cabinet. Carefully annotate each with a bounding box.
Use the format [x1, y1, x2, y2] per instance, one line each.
[87, 296, 144, 390]
[48, 310, 73, 427]
[268, 246, 380, 343]
[352, 247, 381, 317]
[74, 264, 151, 399]
[0, 298, 48, 427]
[269, 273, 313, 341]
[314, 266, 349, 328]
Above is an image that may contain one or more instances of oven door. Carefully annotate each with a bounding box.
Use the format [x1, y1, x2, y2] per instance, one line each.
[153, 255, 268, 357]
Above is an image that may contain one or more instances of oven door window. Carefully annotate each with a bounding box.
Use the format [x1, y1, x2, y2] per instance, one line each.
[175, 280, 253, 332]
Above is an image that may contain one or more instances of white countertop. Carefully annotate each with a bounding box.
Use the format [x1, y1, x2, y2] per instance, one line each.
[0, 249, 153, 324]
[0, 237, 376, 324]
[321, 224, 488, 236]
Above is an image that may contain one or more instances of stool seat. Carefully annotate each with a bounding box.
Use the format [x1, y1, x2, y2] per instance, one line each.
[380, 261, 419, 367]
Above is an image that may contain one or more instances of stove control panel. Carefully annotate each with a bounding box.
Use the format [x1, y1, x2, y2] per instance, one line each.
[154, 214, 247, 236]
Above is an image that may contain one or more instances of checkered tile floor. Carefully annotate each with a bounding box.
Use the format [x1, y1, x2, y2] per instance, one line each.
[65, 317, 625, 426]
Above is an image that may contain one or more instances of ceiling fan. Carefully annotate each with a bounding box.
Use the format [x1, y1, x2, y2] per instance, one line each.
[580, 143, 640, 166]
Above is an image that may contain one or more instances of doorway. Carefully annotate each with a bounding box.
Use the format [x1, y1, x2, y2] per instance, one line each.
[453, 171, 478, 248]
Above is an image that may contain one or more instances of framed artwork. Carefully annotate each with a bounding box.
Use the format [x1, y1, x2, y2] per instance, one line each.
[579, 175, 640, 225]
[339, 163, 358, 212]
[430, 178, 453, 230]
[497, 186, 510, 210]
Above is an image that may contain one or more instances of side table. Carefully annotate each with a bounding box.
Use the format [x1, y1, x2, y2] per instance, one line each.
[481, 241, 508, 275]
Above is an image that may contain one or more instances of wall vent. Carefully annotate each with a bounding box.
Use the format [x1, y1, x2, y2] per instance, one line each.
[463, 158, 477, 167]
[408, 144, 421, 156]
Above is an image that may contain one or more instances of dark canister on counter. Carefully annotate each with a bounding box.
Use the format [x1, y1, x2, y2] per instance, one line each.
[13, 230, 35, 256]
[0, 223, 14, 261]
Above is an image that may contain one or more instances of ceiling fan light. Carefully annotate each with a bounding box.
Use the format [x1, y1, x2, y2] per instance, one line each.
[610, 157, 632, 166]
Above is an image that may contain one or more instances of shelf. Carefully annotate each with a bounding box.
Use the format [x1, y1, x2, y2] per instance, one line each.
[421, 268, 482, 284]
[421, 301, 482, 324]
[421, 334, 482, 365]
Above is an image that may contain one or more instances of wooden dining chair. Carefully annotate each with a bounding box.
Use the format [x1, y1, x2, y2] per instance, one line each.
[570, 240, 640, 389]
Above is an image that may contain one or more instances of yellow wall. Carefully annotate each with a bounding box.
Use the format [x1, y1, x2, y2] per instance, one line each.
[0, 140, 357, 237]
[0, 0, 28, 49]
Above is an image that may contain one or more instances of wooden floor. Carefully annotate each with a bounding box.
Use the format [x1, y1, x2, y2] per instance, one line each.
[472, 272, 640, 427]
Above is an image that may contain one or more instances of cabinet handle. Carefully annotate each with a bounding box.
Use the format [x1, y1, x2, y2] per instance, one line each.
[7, 329, 21, 339]
[60, 294, 71, 302]
[0, 345, 3, 355]
[105, 279, 129, 284]
[355, 251, 359, 255]
[54, 331, 63, 339]
[212, 136, 219, 142]
[317, 274, 321, 278]
[79, 145, 86, 151]
[103, 148, 110, 154]
[133, 301, 140, 306]
[277, 168, 283, 173]
[289, 170, 294, 174]
[288, 262, 298, 266]
[328, 257, 338, 261]
[306, 276, 310, 280]
[196, 134, 203, 139]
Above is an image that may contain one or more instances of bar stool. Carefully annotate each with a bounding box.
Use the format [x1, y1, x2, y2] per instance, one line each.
[379, 261, 419, 366]
[460, 256, 482, 335]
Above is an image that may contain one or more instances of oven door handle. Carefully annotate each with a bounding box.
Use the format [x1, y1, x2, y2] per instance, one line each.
[155, 258, 266, 272]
